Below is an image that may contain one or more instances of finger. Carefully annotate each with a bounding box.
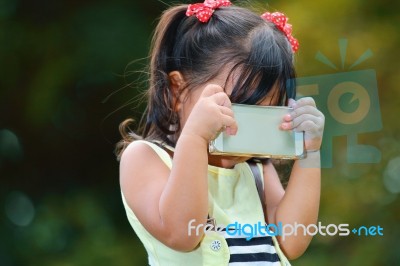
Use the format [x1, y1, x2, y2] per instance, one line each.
[221, 115, 238, 135]
[282, 114, 322, 130]
[294, 120, 319, 133]
[289, 105, 322, 120]
[220, 106, 237, 135]
[212, 92, 232, 108]
[283, 105, 315, 122]
[220, 106, 234, 118]
[293, 97, 316, 108]
[201, 84, 224, 98]
[288, 98, 296, 108]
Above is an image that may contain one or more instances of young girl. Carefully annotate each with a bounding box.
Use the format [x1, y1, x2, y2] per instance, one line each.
[117, 1, 324, 265]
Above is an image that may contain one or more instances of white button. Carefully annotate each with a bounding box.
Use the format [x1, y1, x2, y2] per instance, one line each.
[210, 240, 221, 251]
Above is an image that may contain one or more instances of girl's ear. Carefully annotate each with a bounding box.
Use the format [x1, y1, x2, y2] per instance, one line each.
[168, 71, 187, 111]
[169, 71, 185, 89]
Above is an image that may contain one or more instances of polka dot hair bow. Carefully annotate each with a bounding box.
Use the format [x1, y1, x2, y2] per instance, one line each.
[261, 12, 300, 53]
[186, 0, 232, 23]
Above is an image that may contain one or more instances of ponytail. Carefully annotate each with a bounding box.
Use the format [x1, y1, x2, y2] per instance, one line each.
[144, 5, 189, 140]
[116, 5, 188, 160]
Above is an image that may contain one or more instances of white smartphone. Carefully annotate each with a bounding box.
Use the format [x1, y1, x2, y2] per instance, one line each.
[209, 104, 304, 159]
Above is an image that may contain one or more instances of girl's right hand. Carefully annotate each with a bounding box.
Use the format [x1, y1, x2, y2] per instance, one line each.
[181, 84, 238, 143]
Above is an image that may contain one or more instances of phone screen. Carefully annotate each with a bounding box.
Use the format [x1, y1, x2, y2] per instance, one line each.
[209, 104, 304, 159]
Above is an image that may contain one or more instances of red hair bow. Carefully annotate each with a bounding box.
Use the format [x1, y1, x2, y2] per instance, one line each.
[261, 12, 299, 53]
[186, 0, 231, 23]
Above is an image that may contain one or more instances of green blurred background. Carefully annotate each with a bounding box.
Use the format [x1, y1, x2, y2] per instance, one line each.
[0, 0, 399, 265]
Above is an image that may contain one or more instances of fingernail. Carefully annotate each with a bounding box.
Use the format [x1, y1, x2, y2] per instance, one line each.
[284, 114, 292, 121]
[231, 128, 237, 135]
[227, 127, 237, 136]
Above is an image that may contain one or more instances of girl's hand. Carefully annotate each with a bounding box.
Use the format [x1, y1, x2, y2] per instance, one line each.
[181, 84, 238, 143]
[281, 98, 325, 151]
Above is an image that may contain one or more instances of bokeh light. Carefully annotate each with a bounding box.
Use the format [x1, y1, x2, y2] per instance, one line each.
[384, 156, 400, 194]
[4, 191, 35, 227]
[0, 129, 23, 163]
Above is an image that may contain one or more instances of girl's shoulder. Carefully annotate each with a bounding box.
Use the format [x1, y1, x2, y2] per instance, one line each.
[120, 140, 173, 169]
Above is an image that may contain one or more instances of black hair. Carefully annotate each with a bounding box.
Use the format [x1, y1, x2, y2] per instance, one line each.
[116, 4, 297, 159]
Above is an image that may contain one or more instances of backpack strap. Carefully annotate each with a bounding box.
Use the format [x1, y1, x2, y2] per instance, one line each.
[247, 161, 267, 220]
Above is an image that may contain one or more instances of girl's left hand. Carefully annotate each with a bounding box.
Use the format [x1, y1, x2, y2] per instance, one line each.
[281, 98, 325, 151]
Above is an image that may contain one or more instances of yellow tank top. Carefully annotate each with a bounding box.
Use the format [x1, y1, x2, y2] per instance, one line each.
[121, 140, 291, 266]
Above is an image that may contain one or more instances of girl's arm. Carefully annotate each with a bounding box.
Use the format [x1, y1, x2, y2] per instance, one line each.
[264, 97, 324, 259]
[120, 84, 237, 251]
[274, 152, 321, 259]
[120, 135, 209, 252]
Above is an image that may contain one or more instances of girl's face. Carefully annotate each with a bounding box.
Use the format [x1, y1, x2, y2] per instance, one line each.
[178, 70, 280, 129]
[176, 69, 280, 168]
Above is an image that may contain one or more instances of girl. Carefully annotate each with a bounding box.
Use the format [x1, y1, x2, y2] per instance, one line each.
[117, 1, 324, 265]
